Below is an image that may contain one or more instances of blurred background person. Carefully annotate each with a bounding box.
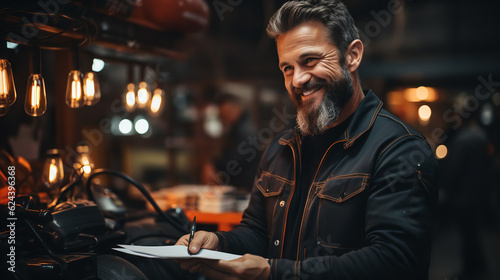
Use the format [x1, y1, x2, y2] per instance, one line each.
[201, 92, 259, 191]
[439, 107, 492, 279]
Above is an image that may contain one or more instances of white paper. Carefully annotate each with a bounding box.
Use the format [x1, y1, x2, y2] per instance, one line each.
[113, 248, 160, 258]
[114, 245, 242, 261]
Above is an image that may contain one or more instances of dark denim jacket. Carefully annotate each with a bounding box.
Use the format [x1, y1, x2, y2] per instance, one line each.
[216, 91, 438, 280]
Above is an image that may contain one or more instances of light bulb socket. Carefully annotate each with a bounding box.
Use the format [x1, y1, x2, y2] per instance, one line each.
[30, 46, 42, 75]
[72, 44, 80, 70]
[46, 149, 62, 156]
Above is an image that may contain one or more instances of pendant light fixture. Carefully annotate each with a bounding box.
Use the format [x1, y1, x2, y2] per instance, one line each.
[24, 47, 47, 117]
[0, 35, 17, 111]
[65, 45, 85, 108]
[150, 87, 164, 116]
[83, 71, 101, 106]
[124, 64, 136, 112]
[136, 65, 150, 109]
[42, 149, 65, 199]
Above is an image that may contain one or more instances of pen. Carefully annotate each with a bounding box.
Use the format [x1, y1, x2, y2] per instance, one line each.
[187, 216, 196, 255]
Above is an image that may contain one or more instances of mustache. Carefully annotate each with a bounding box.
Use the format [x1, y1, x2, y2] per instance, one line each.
[292, 80, 328, 95]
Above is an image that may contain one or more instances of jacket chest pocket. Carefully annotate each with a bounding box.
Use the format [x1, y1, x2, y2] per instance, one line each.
[315, 174, 369, 252]
[256, 172, 292, 236]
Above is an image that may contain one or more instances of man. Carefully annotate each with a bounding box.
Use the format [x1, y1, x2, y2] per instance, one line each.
[201, 92, 259, 191]
[176, 1, 437, 279]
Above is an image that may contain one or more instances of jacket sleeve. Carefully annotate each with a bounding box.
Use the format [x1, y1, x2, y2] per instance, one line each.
[215, 164, 270, 257]
[269, 136, 438, 280]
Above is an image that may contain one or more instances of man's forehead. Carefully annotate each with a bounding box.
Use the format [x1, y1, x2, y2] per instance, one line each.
[277, 21, 329, 46]
[276, 21, 337, 63]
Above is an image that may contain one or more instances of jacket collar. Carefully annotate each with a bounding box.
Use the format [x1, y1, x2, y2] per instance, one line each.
[343, 90, 383, 148]
[279, 90, 383, 149]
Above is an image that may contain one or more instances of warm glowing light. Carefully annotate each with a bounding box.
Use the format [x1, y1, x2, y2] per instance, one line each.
[42, 149, 64, 194]
[81, 155, 90, 166]
[75, 145, 93, 176]
[0, 59, 16, 107]
[136, 82, 150, 108]
[125, 83, 136, 110]
[66, 70, 85, 108]
[127, 83, 135, 92]
[435, 145, 448, 159]
[49, 164, 58, 183]
[25, 74, 47, 116]
[150, 88, 163, 114]
[404, 87, 438, 102]
[418, 105, 432, 121]
[83, 165, 92, 174]
[85, 77, 94, 97]
[83, 72, 101, 106]
[1, 68, 8, 96]
[72, 80, 82, 99]
[31, 83, 40, 109]
[137, 90, 149, 109]
[126, 91, 136, 107]
[416, 86, 428, 100]
[137, 88, 149, 104]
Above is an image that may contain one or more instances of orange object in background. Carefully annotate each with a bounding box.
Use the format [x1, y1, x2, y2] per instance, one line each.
[0, 170, 8, 204]
[184, 210, 242, 231]
[141, 0, 210, 33]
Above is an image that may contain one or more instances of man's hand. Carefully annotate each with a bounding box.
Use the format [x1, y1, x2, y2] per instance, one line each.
[174, 230, 219, 273]
[199, 254, 270, 280]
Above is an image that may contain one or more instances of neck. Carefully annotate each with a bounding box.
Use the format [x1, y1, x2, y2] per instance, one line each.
[329, 74, 364, 128]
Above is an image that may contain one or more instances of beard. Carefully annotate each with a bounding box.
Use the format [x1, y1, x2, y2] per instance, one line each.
[291, 65, 354, 136]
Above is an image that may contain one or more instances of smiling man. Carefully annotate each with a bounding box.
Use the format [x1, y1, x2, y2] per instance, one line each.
[175, 1, 438, 279]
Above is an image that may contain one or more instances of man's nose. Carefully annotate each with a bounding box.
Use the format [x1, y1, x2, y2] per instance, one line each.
[292, 67, 311, 89]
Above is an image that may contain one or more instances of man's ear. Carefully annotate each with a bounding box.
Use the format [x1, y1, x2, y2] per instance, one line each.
[345, 39, 364, 73]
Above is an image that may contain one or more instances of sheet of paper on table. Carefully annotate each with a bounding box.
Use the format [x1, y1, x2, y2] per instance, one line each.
[114, 245, 242, 261]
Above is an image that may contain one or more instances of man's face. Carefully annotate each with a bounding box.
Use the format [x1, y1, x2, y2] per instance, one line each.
[277, 21, 353, 135]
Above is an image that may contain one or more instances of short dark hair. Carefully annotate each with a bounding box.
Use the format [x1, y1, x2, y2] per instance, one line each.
[267, 0, 359, 63]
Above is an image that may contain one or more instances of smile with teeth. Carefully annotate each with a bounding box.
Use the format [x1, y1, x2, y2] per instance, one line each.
[302, 86, 323, 97]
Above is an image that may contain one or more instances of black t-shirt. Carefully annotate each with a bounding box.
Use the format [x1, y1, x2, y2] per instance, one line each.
[282, 118, 350, 259]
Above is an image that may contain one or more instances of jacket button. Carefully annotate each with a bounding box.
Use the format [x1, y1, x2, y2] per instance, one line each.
[279, 200, 285, 207]
[274, 240, 280, 246]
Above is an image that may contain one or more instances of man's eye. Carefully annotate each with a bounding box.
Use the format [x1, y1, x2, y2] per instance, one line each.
[282, 66, 293, 73]
[305, 58, 317, 65]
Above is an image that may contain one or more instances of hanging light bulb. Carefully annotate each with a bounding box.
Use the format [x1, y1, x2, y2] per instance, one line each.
[42, 149, 65, 199]
[0, 59, 16, 108]
[83, 72, 101, 106]
[65, 70, 85, 108]
[136, 81, 150, 109]
[24, 74, 47, 116]
[150, 88, 164, 116]
[74, 144, 93, 176]
[125, 83, 136, 111]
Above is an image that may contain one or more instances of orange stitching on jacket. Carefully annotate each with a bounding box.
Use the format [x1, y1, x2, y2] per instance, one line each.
[379, 113, 413, 136]
[346, 101, 383, 147]
[261, 171, 294, 184]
